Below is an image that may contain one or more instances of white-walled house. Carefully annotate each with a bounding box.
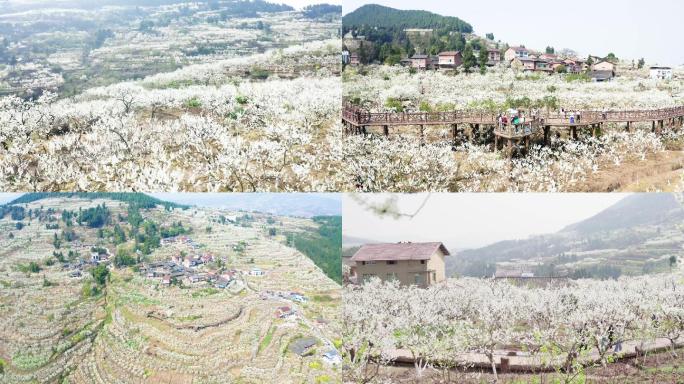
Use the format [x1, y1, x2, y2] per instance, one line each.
[649, 66, 672, 80]
[504, 46, 529, 62]
[592, 61, 616, 72]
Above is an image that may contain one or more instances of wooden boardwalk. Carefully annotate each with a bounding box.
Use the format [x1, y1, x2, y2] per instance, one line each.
[342, 105, 684, 152]
[388, 337, 684, 374]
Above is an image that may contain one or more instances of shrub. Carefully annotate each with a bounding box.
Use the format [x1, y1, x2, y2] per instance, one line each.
[565, 73, 591, 82]
[249, 67, 270, 80]
[418, 101, 432, 112]
[384, 97, 404, 112]
[185, 97, 202, 108]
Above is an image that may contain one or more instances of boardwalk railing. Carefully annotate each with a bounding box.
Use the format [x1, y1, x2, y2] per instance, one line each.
[342, 105, 684, 128]
[494, 122, 541, 139]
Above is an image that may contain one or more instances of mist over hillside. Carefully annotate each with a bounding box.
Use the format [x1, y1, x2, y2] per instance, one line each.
[451, 193, 684, 279]
[152, 193, 341, 218]
[0, 0, 294, 13]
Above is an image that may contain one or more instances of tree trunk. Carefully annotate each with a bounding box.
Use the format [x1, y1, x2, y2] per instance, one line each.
[487, 352, 498, 382]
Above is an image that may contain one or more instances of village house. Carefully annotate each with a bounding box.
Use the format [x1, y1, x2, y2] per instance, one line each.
[486, 49, 501, 66]
[249, 268, 265, 276]
[589, 70, 615, 82]
[534, 59, 553, 73]
[504, 46, 529, 62]
[183, 256, 196, 268]
[186, 274, 208, 284]
[649, 66, 672, 80]
[350, 242, 449, 287]
[539, 53, 558, 61]
[514, 57, 537, 72]
[592, 60, 616, 72]
[275, 306, 295, 319]
[437, 51, 462, 68]
[410, 54, 429, 70]
[561, 59, 583, 73]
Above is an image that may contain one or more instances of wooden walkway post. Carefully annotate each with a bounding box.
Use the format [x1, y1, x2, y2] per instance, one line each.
[543, 126, 550, 146]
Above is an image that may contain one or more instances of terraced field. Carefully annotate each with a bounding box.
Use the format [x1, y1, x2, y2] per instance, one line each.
[0, 196, 341, 383]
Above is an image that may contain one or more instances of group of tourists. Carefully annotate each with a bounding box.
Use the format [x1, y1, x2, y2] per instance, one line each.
[560, 108, 582, 124]
[497, 108, 538, 135]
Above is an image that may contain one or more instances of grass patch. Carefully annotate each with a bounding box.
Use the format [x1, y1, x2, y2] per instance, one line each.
[191, 287, 219, 298]
[118, 291, 160, 306]
[258, 326, 276, 355]
[312, 294, 334, 303]
[11, 351, 50, 371]
[565, 73, 591, 82]
[185, 97, 202, 108]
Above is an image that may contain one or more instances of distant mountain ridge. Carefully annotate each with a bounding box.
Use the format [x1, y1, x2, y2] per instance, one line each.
[561, 193, 684, 234]
[343, 4, 473, 33]
[6, 192, 188, 210]
[452, 193, 684, 278]
[151, 193, 341, 218]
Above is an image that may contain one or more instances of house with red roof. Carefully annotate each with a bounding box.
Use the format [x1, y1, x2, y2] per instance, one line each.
[350, 242, 449, 287]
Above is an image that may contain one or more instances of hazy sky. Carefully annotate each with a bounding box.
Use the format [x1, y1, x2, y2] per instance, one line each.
[0, 193, 24, 205]
[342, 0, 683, 65]
[283, 0, 342, 8]
[0, 193, 341, 216]
[0, 0, 342, 11]
[343, 193, 628, 250]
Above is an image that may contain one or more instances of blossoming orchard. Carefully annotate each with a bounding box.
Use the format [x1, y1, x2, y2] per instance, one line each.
[343, 268, 684, 383]
[342, 65, 684, 192]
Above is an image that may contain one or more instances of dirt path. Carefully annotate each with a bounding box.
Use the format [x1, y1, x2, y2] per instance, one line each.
[576, 150, 684, 192]
[388, 337, 683, 372]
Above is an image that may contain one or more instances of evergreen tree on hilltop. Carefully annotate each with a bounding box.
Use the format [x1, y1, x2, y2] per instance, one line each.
[343, 4, 472, 32]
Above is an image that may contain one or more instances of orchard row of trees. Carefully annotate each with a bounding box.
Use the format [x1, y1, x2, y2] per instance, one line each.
[343, 273, 684, 383]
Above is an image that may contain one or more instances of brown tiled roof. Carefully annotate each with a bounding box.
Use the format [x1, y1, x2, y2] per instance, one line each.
[351, 242, 450, 262]
[438, 51, 460, 56]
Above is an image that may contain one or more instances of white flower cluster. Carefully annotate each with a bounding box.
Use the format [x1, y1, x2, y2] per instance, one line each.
[344, 66, 682, 112]
[343, 270, 684, 382]
[343, 128, 679, 192]
[0, 43, 342, 192]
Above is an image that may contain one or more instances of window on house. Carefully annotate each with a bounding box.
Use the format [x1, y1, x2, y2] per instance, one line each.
[386, 273, 397, 281]
[420, 260, 426, 264]
[386, 260, 396, 265]
[415, 274, 423, 285]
